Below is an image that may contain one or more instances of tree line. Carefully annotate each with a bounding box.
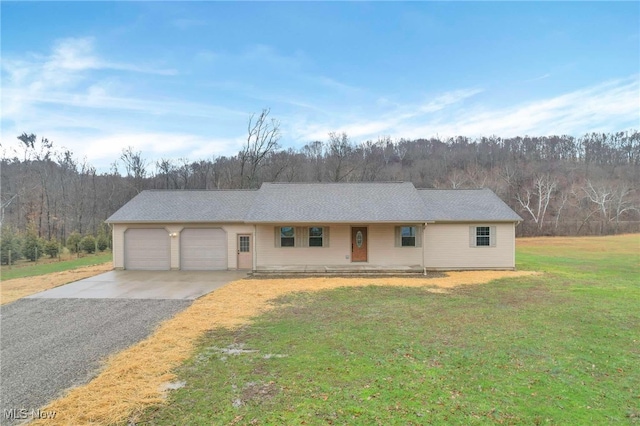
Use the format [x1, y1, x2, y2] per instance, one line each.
[2, 109, 639, 262]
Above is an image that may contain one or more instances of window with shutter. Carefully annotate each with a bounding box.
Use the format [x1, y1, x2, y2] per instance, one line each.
[401, 226, 416, 247]
[470, 226, 495, 247]
[280, 226, 295, 247]
[395, 225, 421, 247]
[309, 227, 323, 247]
[476, 226, 490, 246]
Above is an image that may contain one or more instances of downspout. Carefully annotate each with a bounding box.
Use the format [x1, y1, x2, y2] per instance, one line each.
[422, 223, 426, 276]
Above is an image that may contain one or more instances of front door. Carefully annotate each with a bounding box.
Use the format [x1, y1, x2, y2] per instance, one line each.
[351, 227, 367, 262]
[237, 234, 252, 269]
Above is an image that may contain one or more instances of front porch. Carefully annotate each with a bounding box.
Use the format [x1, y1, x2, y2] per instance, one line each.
[252, 264, 426, 276]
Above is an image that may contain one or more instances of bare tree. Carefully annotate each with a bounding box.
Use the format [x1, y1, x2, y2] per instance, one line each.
[516, 174, 557, 230]
[326, 132, 356, 182]
[441, 169, 468, 189]
[239, 108, 281, 188]
[582, 180, 612, 223]
[464, 164, 489, 188]
[303, 141, 324, 181]
[120, 147, 148, 194]
[358, 140, 386, 181]
[583, 181, 639, 232]
[2, 129, 639, 239]
[156, 158, 175, 189]
[554, 190, 570, 230]
[610, 186, 638, 231]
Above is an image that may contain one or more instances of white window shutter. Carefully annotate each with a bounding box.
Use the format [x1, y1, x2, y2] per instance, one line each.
[323, 227, 330, 247]
[490, 226, 497, 247]
[274, 227, 281, 248]
[395, 226, 401, 247]
[469, 226, 476, 247]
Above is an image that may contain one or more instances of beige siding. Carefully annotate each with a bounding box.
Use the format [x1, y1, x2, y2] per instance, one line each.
[221, 225, 255, 269]
[368, 224, 423, 266]
[112, 221, 517, 271]
[167, 225, 183, 270]
[112, 224, 126, 269]
[112, 223, 253, 270]
[423, 223, 516, 270]
[255, 224, 423, 268]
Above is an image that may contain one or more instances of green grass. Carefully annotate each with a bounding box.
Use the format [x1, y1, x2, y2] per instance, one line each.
[140, 235, 640, 425]
[0, 252, 112, 280]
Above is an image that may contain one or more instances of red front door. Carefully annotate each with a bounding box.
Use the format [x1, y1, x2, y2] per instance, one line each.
[351, 227, 367, 262]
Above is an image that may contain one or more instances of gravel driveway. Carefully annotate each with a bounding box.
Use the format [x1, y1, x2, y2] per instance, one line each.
[0, 298, 191, 425]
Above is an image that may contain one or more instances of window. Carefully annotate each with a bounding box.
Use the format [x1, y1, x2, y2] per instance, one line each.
[476, 226, 490, 246]
[395, 225, 421, 247]
[239, 235, 250, 252]
[469, 225, 498, 247]
[280, 227, 295, 247]
[401, 226, 416, 247]
[309, 227, 323, 247]
[470, 226, 496, 248]
[276, 226, 330, 248]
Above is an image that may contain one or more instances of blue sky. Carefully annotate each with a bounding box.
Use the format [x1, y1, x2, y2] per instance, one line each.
[2, 2, 638, 170]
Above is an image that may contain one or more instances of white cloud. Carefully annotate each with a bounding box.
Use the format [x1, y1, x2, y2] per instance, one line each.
[84, 132, 240, 165]
[2, 35, 637, 173]
[0, 36, 249, 170]
[411, 76, 639, 138]
[417, 89, 484, 114]
[1, 37, 180, 121]
[285, 87, 484, 142]
[285, 76, 639, 144]
[31, 37, 176, 79]
[46, 37, 100, 72]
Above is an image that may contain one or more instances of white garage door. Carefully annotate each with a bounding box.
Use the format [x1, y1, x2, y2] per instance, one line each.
[124, 228, 170, 270]
[180, 228, 227, 270]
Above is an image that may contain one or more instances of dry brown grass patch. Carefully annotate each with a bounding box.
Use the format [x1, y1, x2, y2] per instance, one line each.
[32, 270, 536, 425]
[517, 233, 639, 254]
[0, 263, 113, 305]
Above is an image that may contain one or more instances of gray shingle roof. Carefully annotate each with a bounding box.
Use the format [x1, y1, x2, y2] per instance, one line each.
[106, 183, 521, 223]
[245, 182, 428, 223]
[106, 190, 257, 223]
[418, 188, 522, 222]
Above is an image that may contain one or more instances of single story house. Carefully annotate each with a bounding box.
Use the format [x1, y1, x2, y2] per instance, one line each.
[105, 182, 522, 273]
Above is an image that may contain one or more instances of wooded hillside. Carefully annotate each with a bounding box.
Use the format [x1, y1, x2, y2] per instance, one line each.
[2, 119, 638, 245]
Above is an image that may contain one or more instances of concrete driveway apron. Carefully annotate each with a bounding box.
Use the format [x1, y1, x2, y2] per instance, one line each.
[26, 270, 248, 300]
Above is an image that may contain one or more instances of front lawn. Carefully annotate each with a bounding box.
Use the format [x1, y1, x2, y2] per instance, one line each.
[0, 252, 112, 281]
[139, 234, 640, 425]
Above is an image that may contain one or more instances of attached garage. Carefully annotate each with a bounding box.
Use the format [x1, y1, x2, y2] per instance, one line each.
[180, 228, 227, 270]
[124, 228, 170, 270]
